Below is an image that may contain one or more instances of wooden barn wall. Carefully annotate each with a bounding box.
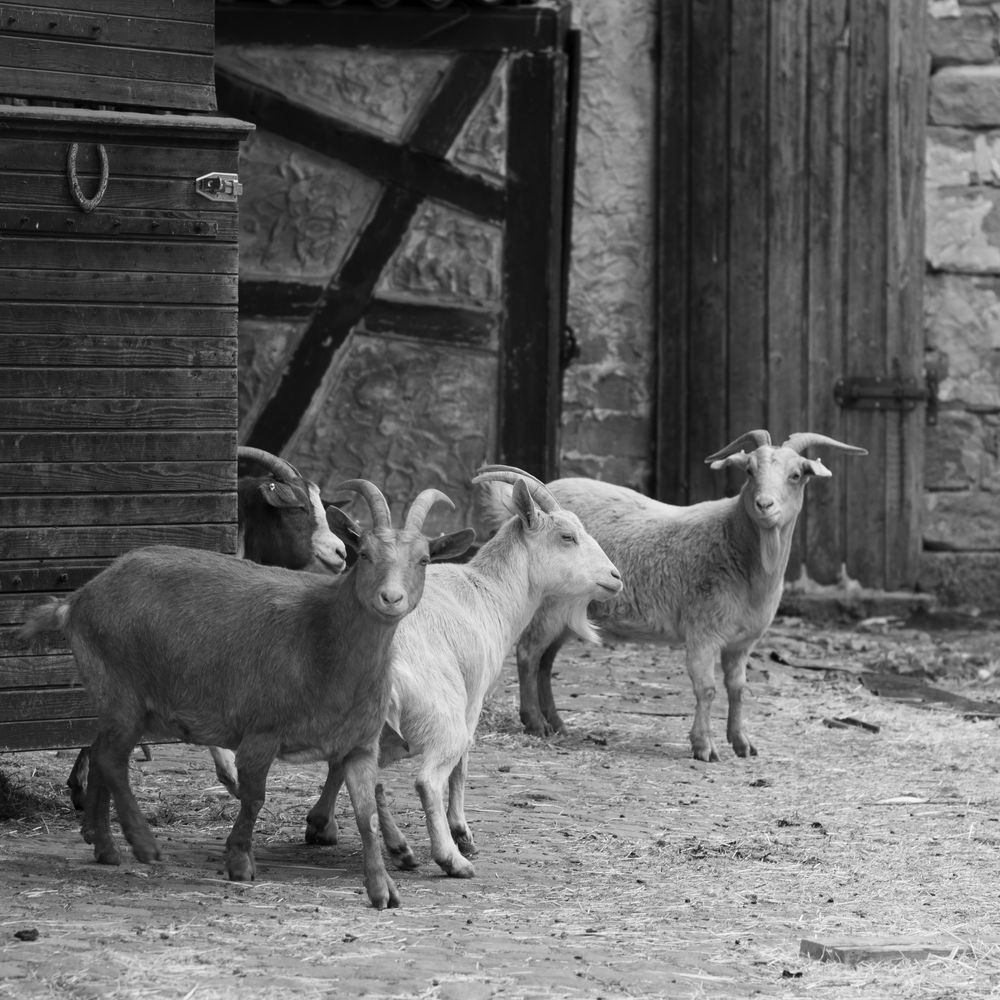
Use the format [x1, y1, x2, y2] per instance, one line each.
[0, 108, 249, 751]
[215, 7, 574, 535]
[658, 0, 929, 591]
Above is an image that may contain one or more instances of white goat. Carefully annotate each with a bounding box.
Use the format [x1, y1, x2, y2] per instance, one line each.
[477, 430, 867, 761]
[301, 473, 623, 878]
[19, 481, 471, 909]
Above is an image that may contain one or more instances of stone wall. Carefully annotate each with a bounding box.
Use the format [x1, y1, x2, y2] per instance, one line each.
[558, 0, 658, 492]
[922, 0, 1000, 608]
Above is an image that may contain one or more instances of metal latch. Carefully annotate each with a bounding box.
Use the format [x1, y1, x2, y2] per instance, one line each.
[195, 172, 243, 203]
[834, 366, 938, 425]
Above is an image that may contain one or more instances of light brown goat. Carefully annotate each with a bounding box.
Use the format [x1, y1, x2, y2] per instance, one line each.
[477, 430, 867, 761]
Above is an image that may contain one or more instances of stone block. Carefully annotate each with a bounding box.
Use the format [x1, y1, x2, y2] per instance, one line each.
[918, 551, 1000, 610]
[924, 409, 986, 488]
[928, 6, 998, 66]
[926, 126, 1000, 187]
[923, 489, 1000, 549]
[925, 186, 1000, 274]
[930, 65, 1000, 127]
[924, 273, 1000, 405]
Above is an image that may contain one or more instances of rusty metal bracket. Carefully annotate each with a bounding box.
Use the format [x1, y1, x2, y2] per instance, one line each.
[834, 369, 938, 425]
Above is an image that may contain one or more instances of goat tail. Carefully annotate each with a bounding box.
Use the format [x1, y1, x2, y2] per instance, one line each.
[18, 598, 71, 642]
[475, 479, 517, 534]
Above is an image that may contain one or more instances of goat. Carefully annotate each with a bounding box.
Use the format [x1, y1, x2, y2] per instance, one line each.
[236, 446, 347, 573]
[63, 445, 350, 811]
[300, 473, 623, 878]
[476, 430, 867, 761]
[20, 481, 471, 909]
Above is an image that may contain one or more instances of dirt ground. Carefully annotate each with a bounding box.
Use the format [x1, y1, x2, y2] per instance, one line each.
[2, 611, 1000, 1000]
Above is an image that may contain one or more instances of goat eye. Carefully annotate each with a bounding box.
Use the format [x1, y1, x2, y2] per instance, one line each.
[358, 551, 370, 562]
[789, 471, 802, 483]
[560, 533, 577, 544]
[419, 556, 430, 566]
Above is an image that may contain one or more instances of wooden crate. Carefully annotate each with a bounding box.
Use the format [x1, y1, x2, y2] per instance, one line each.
[0, 105, 252, 751]
[0, 0, 216, 112]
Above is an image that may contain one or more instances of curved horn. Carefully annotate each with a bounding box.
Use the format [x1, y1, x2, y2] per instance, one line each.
[403, 489, 455, 533]
[335, 479, 393, 531]
[781, 433, 868, 456]
[704, 430, 772, 465]
[237, 446, 300, 482]
[472, 465, 561, 514]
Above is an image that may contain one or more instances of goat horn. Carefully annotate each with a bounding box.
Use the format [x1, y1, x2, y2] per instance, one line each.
[335, 479, 393, 531]
[782, 433, 868, 456]
[404, 489, 455, 532]
[703, 430, 772, 464]
[472, 465, 561, 514]
[237, 446, 301, 482]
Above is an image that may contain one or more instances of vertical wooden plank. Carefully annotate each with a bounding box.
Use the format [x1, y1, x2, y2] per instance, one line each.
[727, 0, 769, 497]
[805, 0, 850, 584]
[655, 0, 691, 503]
[767, 0, 809, 575]
[844, 0, 890, 587]
[884, 0, 928, 588]
[502, 48, 568, 479]
[687, 0, 730, 500]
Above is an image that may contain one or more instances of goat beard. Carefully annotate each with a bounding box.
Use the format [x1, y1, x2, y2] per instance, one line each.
[566, 603, 602, 645]
[759, 526, 785, 576]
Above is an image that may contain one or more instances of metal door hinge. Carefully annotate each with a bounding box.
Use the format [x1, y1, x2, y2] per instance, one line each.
[834, 367, 939, 425]
[195, 172, 243, 203]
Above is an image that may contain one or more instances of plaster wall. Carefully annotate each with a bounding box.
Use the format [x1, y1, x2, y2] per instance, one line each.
[558, 0, 658, 492]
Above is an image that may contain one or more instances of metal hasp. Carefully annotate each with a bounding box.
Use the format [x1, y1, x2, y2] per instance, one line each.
[834, 367, 939, 424]
[195, 172, 243, 202]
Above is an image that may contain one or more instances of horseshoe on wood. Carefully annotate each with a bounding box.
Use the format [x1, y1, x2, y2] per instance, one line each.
[66, 142, 109, 213]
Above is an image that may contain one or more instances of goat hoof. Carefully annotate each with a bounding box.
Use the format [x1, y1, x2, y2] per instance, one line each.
[225, 851, 256, 882]
[305, 819, 338, 846]
[388, 845, 419, 870]
[132, 842, 162, 864]
[452, 830, 477, 859]
[441, 856, 475, 878]
[94, 845, 121, 866]
[367, 875, 401, 910]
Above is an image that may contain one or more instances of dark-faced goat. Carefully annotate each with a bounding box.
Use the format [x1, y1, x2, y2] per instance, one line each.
[20, 481, 471, 909]
[477, 431, 867, 761]
[237, 445, 347, 573]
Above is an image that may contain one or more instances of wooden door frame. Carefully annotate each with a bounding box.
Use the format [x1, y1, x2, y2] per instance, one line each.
[215, 4, 578, 481]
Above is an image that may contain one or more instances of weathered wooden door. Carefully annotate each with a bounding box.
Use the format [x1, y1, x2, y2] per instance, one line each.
[657, 0, 929, 590]
[215, 5, 576, 533]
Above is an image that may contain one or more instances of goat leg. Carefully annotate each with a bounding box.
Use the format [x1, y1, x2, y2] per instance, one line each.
[90, 728, 162, 865]
[374, 782, 418, 870]
[722, 646, 758, 758]
[224, 738, 276, 881]
[685, 645, 720, 762]
[446, 754, 477, 858]
[535, 635, 569, 735]
[81, 736, 119, 866]
[67, 745, 90, 812]
[305, 760, 343, 846]
[343, 749, 400, 909]
[416, 762, 474, 878]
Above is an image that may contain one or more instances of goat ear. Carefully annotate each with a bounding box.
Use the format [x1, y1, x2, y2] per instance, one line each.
[709, 451, 750, 472]
[512, 478, 541, 530]
[802, 458, 832, 479]
[326, 505, 363, 554]
[258, 480, 304, 509]
[429, 527, 477, 563]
